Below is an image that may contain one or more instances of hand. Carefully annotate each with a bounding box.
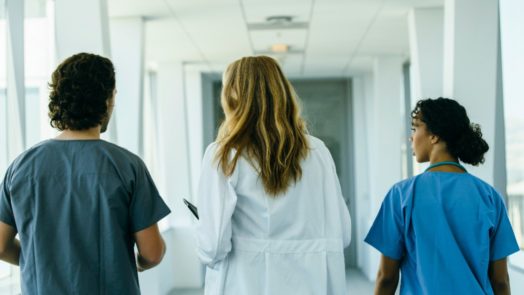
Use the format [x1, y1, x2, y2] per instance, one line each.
[137, 264, 145, 272]
[136, 253, 146, 272]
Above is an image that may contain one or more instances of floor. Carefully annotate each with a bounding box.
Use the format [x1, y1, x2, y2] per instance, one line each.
[168, 268, 374, 295]
[346, 268, 374, 293]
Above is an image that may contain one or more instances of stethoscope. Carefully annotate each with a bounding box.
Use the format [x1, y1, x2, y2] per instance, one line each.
[424, 161, 467, 173]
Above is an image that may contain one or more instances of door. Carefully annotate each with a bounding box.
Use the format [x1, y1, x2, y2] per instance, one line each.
[292, 79, 356, 267]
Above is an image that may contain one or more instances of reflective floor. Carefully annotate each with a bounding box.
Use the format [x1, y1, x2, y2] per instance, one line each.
[168, 268, 374, 295]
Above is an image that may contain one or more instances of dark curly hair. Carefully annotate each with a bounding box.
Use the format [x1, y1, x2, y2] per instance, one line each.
[48, 53, 115, 131]
[411, 98, 489, 166]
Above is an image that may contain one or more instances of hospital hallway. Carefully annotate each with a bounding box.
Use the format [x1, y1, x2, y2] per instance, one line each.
[168, 269, 374, 295]
[1, 0, 524, 294]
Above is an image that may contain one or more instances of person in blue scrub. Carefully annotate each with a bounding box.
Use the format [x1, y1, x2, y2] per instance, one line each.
[365, 98, 519, 295]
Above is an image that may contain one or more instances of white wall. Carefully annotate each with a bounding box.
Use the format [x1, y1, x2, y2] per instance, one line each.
[155, 62, 191, 226]
[142, 63, 205, 290]
[352, 56, 405, 281]
[352, 74, 374, 279]
[184, 64, 206, 202]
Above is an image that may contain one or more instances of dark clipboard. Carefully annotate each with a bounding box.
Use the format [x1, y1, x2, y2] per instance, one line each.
[183, 198, 199, 220]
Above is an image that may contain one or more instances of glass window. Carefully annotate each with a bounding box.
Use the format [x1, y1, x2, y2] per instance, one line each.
[0, 1, 55, 292]
[143, 71, 161, 184]
[402, 62, 414, 179]
[0, 0, 9, 284]
[24, 0, 54, 148]
[501, 0, 524, 250]
[0, 0, 7, 176]
[0, 2, 21, 293]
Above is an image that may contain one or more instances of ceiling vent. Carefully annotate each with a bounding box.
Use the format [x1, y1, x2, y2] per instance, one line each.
[266, 15, 293, 24]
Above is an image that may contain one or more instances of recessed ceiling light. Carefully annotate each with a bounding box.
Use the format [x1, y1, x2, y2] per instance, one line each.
[271, 44, 289, 53]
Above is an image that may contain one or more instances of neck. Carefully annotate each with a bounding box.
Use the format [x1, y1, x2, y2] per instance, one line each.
[429, 153, 457, 165]
[428, 151, 463, 173]
[55, 127, 101, 140]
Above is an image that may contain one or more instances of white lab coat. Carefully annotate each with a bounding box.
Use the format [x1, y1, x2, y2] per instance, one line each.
[195, 135, 351, 295]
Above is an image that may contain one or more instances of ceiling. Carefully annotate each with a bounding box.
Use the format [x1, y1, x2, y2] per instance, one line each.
[107, 0, 443, 78]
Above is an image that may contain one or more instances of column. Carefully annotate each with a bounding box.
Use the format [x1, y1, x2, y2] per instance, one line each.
[443, 0, 500, 184]
[408, 7, 444, 102]
[110, 17, 145, 155]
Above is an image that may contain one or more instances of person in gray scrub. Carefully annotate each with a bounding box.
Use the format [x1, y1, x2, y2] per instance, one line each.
[0, 52, 171, 294]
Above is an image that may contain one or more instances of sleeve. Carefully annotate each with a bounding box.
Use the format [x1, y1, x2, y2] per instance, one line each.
[195, 143, 238, 268]
[129, 160, 171, 233]
[489, 192, 520, 261]
[364, 186, 405, 260]
[0, 166, 16, 228]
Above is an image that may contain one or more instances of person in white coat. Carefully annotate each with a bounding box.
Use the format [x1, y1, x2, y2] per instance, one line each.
[195, 56, 351, 295]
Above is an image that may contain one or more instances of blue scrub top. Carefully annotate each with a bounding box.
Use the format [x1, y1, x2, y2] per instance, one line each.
[0, 139, 171, 294]
[365, 172, 519, 295]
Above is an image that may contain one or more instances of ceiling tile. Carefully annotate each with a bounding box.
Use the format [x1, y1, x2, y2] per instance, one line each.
[108, 0, 169, 18]
[110, 0, 444, 76]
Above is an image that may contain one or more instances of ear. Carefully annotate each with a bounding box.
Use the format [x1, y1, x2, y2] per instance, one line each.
[107, 91, 116, 107]
[430, 134, 440, 144]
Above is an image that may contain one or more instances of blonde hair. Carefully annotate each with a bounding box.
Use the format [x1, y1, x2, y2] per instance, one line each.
[216, 56, 309, 195]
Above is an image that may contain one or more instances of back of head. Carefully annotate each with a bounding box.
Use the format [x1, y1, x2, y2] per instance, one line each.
[48, 52, 115, 131]
[411, 97, 489, 166]
[216, 56, 309, 196]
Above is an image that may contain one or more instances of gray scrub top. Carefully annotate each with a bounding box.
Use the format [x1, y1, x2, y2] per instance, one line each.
[0, 139, 171, 294]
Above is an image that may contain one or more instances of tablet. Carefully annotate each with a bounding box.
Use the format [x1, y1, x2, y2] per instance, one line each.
[183, 198, 199, 219]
